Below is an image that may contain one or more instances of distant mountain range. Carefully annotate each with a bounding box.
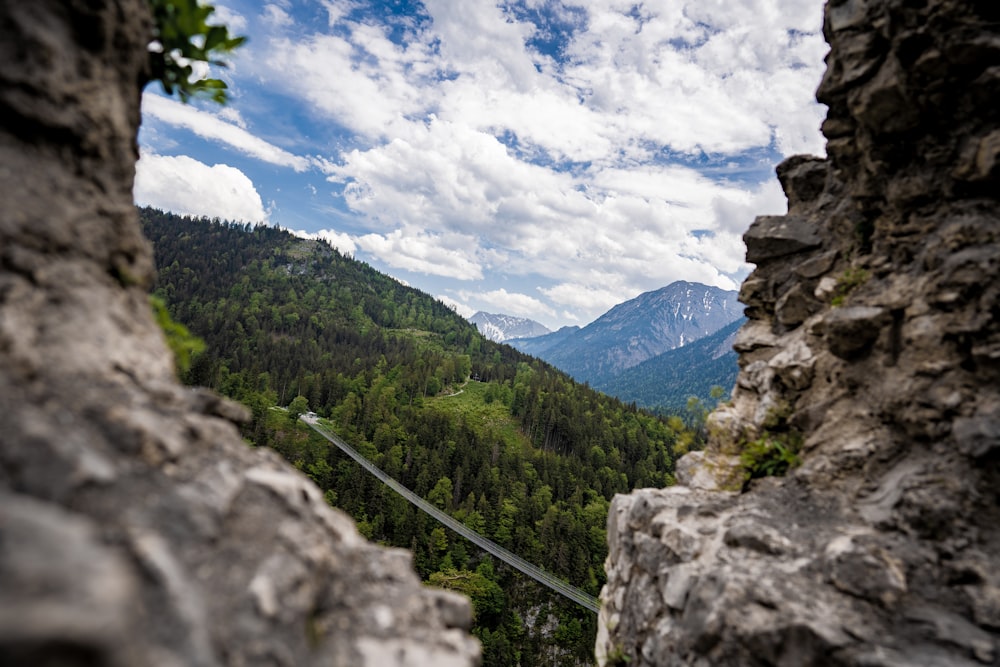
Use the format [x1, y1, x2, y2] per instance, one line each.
[507, 325, 581, 357]
[502, 281, 745, 411]
[469, 311, 551, 342]
[593, 317, 744, 412]
[509, 281, 742, 381]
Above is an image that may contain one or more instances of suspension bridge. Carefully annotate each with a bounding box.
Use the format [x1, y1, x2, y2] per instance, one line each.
[302, 414, 600, 614]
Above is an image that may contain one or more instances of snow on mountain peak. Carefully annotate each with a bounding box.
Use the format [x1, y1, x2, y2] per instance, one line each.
[469, 311, 552, 343]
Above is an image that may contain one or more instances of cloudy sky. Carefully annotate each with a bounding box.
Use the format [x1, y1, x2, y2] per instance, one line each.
[136, 0, 829, 330]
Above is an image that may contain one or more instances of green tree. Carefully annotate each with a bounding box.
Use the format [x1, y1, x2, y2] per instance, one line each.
[428, 476, 454, 510]
[287, 395, 310, 422]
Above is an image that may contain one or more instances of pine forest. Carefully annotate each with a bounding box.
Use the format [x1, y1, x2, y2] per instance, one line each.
[139, 207, 692, 665]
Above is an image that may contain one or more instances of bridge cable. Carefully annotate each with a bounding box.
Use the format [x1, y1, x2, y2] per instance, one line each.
[302, 416, 600, 614]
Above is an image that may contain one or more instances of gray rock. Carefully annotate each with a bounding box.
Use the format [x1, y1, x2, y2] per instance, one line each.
[777, 155, 829, 210]
[824, 534, 907, 606]
[952, 416, 1000, 459]
[674, 451, 743, 492]
[819, 306, 890, 359]
[599, 0, 1000, 664]
[744, 214, 823, 263]
[796, 250, 839, 279]
[776, 283, 822, 328]
[0, 2, 479, 665]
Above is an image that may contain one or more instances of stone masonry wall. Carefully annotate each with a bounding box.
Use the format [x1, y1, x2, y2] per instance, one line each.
[598, 0, 1000, 665]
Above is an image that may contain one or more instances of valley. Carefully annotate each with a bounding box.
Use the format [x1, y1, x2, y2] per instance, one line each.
[140, 206, 687, 665]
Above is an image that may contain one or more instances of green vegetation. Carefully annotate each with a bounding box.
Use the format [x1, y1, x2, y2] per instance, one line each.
[739, 432, 803, 481]
[605, 644, 632, 666]
[830, 267, 870, 307]
[147, 0, 246, 104]
[149, 294, 205, 376]
[595, 318, 743, 414]
[738, 402, 802, 484]
[140, 207, 683, 665]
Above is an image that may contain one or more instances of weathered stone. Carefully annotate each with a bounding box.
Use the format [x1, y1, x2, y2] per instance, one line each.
[674, 451, 743, 492]
[814, 274, 840, 301]
[0, 492, 140, 666]
[952, 416, 1000, 459]
[903, 606, 997, 664]
[739, 277, 770, 309]
[953, 130, 1000, 182]
[826, 0, 871, 33]
[796, 250, 839, 279]
[732, 318, 780, 352]
[777, 155, 829, 210]
[825, 534, 907, 606]
[0, 3, 479, 665]
[848, 57, 921, 135]
[768, 337, 817, 392]
[722, 521, 794, 556]
[660, 563, 699, 611]
[744, 215, 823, 263]
[738, 359, 775, 393]
[599, 1, 1000, 664]
[776, 283, 822, 327]
[819, 306, 889, 359]
[835, 31, 885, 87]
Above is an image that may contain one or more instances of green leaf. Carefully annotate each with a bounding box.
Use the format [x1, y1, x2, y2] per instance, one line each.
[146, 0, 247, 105]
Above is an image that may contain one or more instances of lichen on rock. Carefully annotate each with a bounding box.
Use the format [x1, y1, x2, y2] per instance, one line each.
[598, 0, 1000, 664]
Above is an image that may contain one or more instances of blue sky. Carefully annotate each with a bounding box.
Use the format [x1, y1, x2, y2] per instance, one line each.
[135, 0, 828, 330]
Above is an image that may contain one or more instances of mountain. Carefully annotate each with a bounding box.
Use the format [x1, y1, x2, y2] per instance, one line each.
[593, 317, 744, 412]
[510, 281, 743, 385]
[469, 311, 551, 342]
[137, 206, 682, 666]
[504, 324, 581, 356]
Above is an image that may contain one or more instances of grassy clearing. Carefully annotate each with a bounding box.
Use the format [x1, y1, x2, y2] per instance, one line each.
[386, 328, 449, 354]
[428, 381, 528, 453]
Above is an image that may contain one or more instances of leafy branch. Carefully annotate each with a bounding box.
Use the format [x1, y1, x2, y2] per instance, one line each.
[147, 0, 246, 104]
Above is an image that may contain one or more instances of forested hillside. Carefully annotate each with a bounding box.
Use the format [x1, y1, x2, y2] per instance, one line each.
[593, 318, 744, 413]
[139, 207, 684, 665]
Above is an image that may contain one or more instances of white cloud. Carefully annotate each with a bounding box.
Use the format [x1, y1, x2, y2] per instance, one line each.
[134, 153, 267, 222]
[210, 4, 248, 33]
[464, 288, 556, 321]
[141, 93, 311, 171]
[288, 227, 358, 256]
[263, 21, 437, 140]
[539, 282, 634, 317]
[262, 4, 294, 28]
[144, 0, 830, 328]
[551, 1, 828, 158]
[322, 115, 786, 323]
[355, 228, 484, 280]
[217, 106, 248, 129]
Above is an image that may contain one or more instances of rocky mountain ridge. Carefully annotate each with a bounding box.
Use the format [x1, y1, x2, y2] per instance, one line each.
[469, 310, 551, 342]
[510, 280, 742, 385]
[593, 317, 744, 412]
[505, 324, 581, 357]
[598, 1, 1000, 665]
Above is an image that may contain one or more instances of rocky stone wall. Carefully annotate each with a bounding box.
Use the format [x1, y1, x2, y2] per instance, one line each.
[598, 0, 1000, 665]
[0, 2, 478, 665]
